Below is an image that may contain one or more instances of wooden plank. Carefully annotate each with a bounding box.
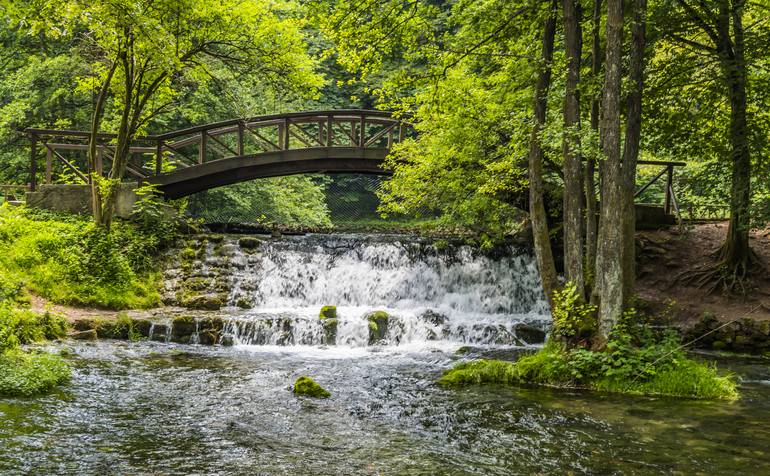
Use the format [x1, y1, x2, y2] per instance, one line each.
[43, 143, 88, 183]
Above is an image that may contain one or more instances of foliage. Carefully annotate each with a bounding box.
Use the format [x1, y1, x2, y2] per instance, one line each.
[186, 177, 332, 227]
[0, 304, 67, 353]
[0, 205, 171, 309]
[0, 349, 70, 397]
[439, 317, 739, 400]
[550, 282, 597, 344]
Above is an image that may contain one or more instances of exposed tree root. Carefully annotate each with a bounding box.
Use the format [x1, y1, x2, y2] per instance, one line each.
[677, 245, 762, 296]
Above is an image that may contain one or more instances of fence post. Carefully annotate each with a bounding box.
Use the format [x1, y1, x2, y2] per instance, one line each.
[358, 114, 366, 147]
[326, 115, 333, 147]
[664, 164, 673, 214]
[199, 131, 207, 164]
[237, 122, 245, 156]
[45, 147, 53, 184]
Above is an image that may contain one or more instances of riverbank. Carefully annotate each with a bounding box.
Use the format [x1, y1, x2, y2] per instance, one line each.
[635, 222, 770, 354]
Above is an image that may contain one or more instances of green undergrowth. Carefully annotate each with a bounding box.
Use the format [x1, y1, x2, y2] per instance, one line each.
[0, 349, 70, 397]
[440, 312, 739, 400]
[0, 303, 70, 397]
[441, 340, 738, 400]
[0, 205, 174, 309]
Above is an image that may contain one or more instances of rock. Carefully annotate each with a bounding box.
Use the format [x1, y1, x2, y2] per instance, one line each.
[72, 318, 98, 332]
[171, 316, 197, 343]
[131, 319, 153, 338]
[150, 323, 170, 342]
[70, 329, 97, 340]
[198, 330, 219, 345]
[319, 305, 337, 320]
[238, 237, 261, 250]
[365, 311, 389, 345]
[182, 293, 224, 310]
[220, 335, 235, 346]
[513, 324, 547, 345]
[419, 310, 448, 326]
[235, 298, 252, 309]
[711, 340, 726, 351]
[96, 321, 128, 339]
[293, 376, 330, 398]
[322, 318, 338, 345]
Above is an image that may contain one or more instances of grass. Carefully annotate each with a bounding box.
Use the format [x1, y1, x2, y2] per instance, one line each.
[0, 205, 165, 309]
[439, 343, 739, 400]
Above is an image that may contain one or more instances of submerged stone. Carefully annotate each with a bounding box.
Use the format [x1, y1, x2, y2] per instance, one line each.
[293, 376, 330, 398]
[365, 311, 390, 345]
[419, 309, 448, 326]
[70, 329, 97, 340]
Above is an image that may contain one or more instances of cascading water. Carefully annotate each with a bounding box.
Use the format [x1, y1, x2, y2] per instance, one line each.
[163, 234, 550, 350]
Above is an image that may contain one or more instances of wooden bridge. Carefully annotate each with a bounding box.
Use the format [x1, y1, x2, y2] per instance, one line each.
[25, 110, 411, 198]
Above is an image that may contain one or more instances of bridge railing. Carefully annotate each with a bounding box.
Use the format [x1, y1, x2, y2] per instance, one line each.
[24, 110, 413, 191]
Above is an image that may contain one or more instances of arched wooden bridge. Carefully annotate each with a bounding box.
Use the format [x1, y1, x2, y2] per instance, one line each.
[25, 110, 412, 198]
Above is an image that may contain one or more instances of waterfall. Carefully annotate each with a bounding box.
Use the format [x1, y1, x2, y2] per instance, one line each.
[163, 234, 550, 349]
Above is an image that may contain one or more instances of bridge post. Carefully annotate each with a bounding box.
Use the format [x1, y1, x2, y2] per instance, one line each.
[282, 118, 290, 150]
[358, 114, 365, 147]
[199, 131, 207, 164]
[237, 122, 244, 156]
[155, 140, 163, 175]
[29, 134, 37, 192]
[326, 115, 333, 146]
[45, 147, 53, 184]
[664, 164, 674, 214]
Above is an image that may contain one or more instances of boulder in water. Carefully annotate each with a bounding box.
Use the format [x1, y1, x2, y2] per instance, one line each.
[171, 315, 197, 343]
[365, 311, 390, 345]
[513, 324, 546, 345]
[181, 293, 225, 310]
[319, 305, 337, 320]
[419, 310, 448, 326]
[69, 329, 97, 340]
[293, 376, 330, 398]
[322, 318, 338, 345]
[238, 236, 261, 250]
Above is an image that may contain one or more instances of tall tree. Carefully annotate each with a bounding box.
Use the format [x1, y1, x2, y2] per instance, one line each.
[595, 0, 625, 342]
[666, 0, 757, 290]
[529, 0, 559, 305]
[621, 0, 647, 303]
[562, 0, 585, 298]
[584, 0, 602, 293]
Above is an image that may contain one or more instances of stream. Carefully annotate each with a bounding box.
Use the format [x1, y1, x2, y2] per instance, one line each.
[1, 234, 769, 475]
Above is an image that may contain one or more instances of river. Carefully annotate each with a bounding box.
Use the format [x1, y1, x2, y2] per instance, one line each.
[1, 234, 768, 474]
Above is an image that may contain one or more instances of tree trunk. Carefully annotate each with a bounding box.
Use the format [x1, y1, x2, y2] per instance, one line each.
[584, 0, 601, 295]
[621, 0, 647, 304]
[88, 61, 118, 226]
[562, 0, 585, 299]
[719, 0, 752, 275]
[528, 0, 559, 307]
[595, 0, 624, 344]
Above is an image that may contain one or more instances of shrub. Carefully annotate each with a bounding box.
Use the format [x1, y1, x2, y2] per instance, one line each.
[0, 304, 68, 352]
[0, 350, 70, 397]
[551, 282, 597, 345]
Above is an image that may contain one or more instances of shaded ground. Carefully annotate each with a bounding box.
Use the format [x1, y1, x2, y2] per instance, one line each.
[636, 222, 770, 326]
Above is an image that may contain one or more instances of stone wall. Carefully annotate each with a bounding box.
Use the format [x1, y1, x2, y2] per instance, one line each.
[26, 184, 138, 218]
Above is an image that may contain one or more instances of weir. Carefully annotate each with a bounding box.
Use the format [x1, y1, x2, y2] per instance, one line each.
[161, 234, 551, 349]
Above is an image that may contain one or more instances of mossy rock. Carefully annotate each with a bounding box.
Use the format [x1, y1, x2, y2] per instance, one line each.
[365, 311, 390, 345]
[72, 318, 98, 332]
[322, 318, 338, 345]
[181, 293, 225, 310]
[131, 319, 153, 338]
[220, 335, 235, 346]
[711, 340, 727, 351]
[180, 247, 197, 261]
[419, 309, 448, 326]
[171, 315, 197, 342]
[70, 329, 97, 340]
[183, 277, 210, 292]
[235, 298, 252, 309]
[198, 330, 219, 345]
[149, 323, 170, 342]
[96, 320, 128, 339]
[293, 376, 330, 398]
[238, 236, 261, 250]
[319, 305, 337, 320]
[513, 324, 546, 345]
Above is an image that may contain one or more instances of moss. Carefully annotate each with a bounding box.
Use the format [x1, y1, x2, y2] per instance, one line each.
[365, 310, 389, 344]
[293, 376, 331, 398]
[319, 305, 337, 320]
[712, 340, 726, 350]
[180, 247, 197, 261]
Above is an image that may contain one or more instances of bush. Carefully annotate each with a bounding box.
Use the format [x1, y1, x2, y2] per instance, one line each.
[0, 349, 70, 397]
[551, 282, 597, 346]
[0, 205, 172, 309]
[0, 304, 67, 352]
